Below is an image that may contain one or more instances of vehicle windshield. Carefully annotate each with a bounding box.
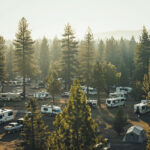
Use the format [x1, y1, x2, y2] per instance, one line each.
[107, 100, 111, 104]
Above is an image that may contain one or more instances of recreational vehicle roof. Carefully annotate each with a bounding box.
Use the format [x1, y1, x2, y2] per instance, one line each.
[41, 105, 61, 110]
[127, 125, 144, 135]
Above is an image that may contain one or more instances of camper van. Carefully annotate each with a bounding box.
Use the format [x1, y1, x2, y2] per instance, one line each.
[134, 102, 150, 114]
[41, 105, 62, 115]
[0, 109, 14, 124]
[87, 100, 97, 108]
[116, 87, 132, 95]
[109, 92, 126, 99]
[106, 97, 125, 108]
[0, 92, 21, 101]
[33, 92, 51, 99]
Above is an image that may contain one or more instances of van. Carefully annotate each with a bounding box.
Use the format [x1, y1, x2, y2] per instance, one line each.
[106, 97, 125, 107]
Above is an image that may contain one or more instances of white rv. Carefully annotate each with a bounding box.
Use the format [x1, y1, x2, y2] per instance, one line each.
[134, 103, 150, 114]
[33, 92, 51, 99]
[0, 109, 14, 124]
[41, 105, 62, 115]
[0, 92, 21, 101]
[116, 87, 132, 95]
[81, 86, 97, 95]
[106, 97, 125, 107]
[109, 92, 126, 99]
[87, 100, 97, 108]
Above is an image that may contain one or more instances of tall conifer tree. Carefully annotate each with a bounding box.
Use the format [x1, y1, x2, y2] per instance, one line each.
[22, 98, 49, 150]
[50, 80, 98, 150]
[78, 27, 95, 98]
[60, 23, 78, 90]
[134, 26, 150, 81]
[14, 17, 35, 99]
[40, 37, 50, 80]
[0, 36, 5, 92]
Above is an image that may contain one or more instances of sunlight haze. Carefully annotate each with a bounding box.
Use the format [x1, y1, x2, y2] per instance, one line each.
[0, 0, 150, 39]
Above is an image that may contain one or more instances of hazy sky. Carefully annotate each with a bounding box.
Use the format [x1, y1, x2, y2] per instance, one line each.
[0, 0, 150, 39]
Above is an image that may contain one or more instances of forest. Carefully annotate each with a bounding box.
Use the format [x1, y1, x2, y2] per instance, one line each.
[0, 17, 150, 150]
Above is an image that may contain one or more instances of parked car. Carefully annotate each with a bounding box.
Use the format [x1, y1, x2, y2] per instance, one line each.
[4, 122, 23, 133]
[61, 92, 70, 97]
[87, 100, 97, 108]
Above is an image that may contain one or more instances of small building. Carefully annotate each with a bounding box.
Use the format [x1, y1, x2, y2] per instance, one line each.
[123, 125, 146, 143]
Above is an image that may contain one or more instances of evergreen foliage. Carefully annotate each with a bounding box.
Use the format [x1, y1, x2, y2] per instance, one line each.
[60, 23, 78, 90]
[78, 27, 95, 98]
[40, 37, 50, 79]
[13, 17, 36, 99]
[134, 26, 150, 81]
[50, 36, 61, 62]
[49, 79, 98, 150]
[146, 129, 150, 150]
[92, 62, 105, 106]
[22, 98, 49, 150]
[113, 107, 127, 136]
[47, 62, 61, 105]
[0, 36, 5, 92]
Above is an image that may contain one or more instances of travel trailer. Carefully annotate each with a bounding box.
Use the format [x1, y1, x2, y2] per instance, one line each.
[87, 100, 97, 108]
[0, 92, 21, 101]
[116, 87, 132, 95]
[109, 92, 126, 99]
[106, 97, 125, 107]
[33, 91, 51, 99]
[0, 109, 14, 124]
[134, 102, 150, 114]
[41, 105, 62, 115]
[81, 86, 97, 95]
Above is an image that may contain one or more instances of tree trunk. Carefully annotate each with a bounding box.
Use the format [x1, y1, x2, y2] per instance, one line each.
[1, 81, 4, 93]
[98, 90, 101, 108]
[23, 76, 26, 100]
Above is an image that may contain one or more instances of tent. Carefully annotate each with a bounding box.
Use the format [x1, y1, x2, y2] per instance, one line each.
[123, 125, 146, 143]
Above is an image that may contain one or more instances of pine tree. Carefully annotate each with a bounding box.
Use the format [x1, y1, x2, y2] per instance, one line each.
[60, 23, 78, 90]
[0, 36, 6, 92]
[13, 17, 36, 99]
[103, 62, 117, 95]
[104, 37, 118, 65]
[143, 65, 150, 102]
[50, 36, 61, 62]
[134, 26, 150, 81]
[47, 62, 61, 107]
[40, 37, 50, 80]
[113, 107, 127, 136]
[6, 44, 15, 80]
[97, 40, 105, 62]
[22, 98, 49, 150]
[146, 129, 150, 150]
[92, 62, 105, 107]
[78, 27, 95, 98]
[49, 79, 98, 150]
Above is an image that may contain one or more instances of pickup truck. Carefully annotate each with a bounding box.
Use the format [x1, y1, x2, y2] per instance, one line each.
[4, 122, 23, 133]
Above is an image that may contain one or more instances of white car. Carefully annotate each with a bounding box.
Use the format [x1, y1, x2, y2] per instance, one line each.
[62, 92, 70, 97]
[4, 122, 23, 133]
[87, 100, 97, 108]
